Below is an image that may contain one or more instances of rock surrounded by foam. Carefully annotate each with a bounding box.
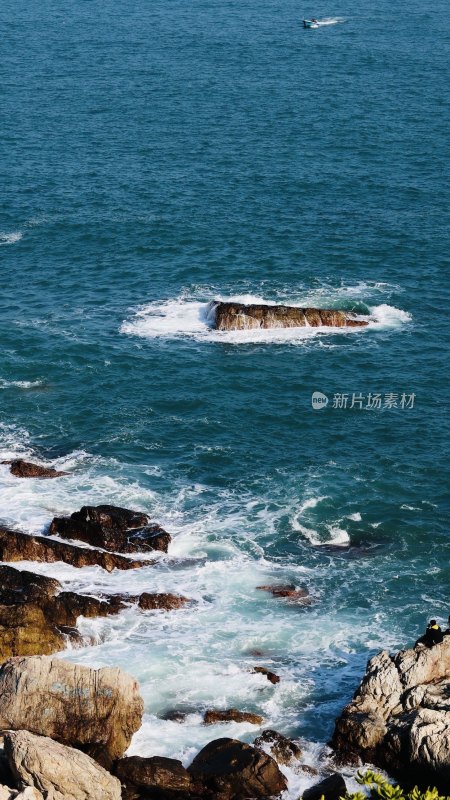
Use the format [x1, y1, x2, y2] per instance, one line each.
[209, 301, 368, 331]
[2, 460, 68, 479]
[332, 637, 450, 787]
[0, 526, 149, 571]
[49, 504, 171, 553]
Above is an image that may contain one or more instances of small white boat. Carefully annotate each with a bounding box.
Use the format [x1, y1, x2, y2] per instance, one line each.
[303, 18, 319, 28]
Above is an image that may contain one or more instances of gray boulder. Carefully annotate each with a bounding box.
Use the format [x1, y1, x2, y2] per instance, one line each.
[4, 731, 121, 800]
[0, 656, 143, 765]
[332, 637, 450, 785]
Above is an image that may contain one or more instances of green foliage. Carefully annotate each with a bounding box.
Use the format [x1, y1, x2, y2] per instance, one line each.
[340, 770, 450, 800]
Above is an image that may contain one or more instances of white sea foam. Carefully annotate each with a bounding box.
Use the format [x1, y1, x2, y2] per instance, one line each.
[121, 291, 411, 345]
[0, 424, 399, 796]
[0, 379, 44, 390]
[316, 17, 345, 26]
[0, 231, 23, 245]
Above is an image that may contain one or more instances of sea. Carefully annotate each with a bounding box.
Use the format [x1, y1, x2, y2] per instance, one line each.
[1, 0, 449, 794]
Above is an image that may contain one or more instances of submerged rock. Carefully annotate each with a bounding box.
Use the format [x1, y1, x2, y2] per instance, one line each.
[49, 504, 171, 553]
[115, 755, 194, 800]
[1, 460, 68, 479]
[209, 301, 368, 331]
[138, 593, 190, 611]
[256, 584, 311, 604]
[188, 737, 287, 799]
[254, 729, 301, 766]
[0, 656, 143, 764]
[0, 526, 149, 571]
[252, 666, 280, 684]
[5, 731, 121, 800]
[203, 709, 263, 725]
[332, 638, 450, 787]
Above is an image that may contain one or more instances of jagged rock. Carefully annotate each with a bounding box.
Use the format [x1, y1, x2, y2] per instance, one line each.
[188, 737, 287, 798]
[0, 526, 149, 571]
[302, 773, 347, 800]
[49, 505, 171, 553]
[208, 301, 368, 331]
[203, 709, 263, 726]
[254, 729, 301, 766]
[5, 730, 121, 800]
[256, 584, 311, 604]
[0, 787, 15, 800]
[115, 755, 194, 800]
[1, 460, 68, 479]
[0, 565, 138, 661]
[138, 593, 189, 611]
[332, 638, 450, 786]
[252, 666, 280, 684]
[0, 656, 143, 764]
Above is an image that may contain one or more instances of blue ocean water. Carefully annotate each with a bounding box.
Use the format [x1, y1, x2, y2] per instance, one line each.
[1, 0, 449, 790]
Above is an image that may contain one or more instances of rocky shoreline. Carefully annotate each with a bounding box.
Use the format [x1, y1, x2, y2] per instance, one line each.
[0, 460, 447, 798]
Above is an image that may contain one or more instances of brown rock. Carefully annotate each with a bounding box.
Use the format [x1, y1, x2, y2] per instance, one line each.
[303, 773, 347, 800]
[138, 593, 190, 611]
[208, 301, 368, 331]
[254, 729, 301, 766]
[0, 526, 149, 572]
[204, 709, 263, 726]
[0, 656, 143, 764]
[252, 667, 280, 684]
[115, 755, 194, 800]
[256, 584, 311, 604]
[5, 730, 121, 800]
[49, 505, 171, 553]
[188, 737, 287, 799]
[2, 460, 68, 479]
[0, 565, 137, 661]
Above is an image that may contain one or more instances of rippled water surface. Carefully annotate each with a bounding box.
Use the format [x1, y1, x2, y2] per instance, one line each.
[1, 0, 449, 793]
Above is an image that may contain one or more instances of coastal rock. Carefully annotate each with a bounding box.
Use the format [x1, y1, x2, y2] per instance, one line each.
[332, 638, 450, 786]
[0, 565, 143, 660]
[188, 737, 287, 798]
[0, 566, 72, 659]
[138, 593, 189, 611]
[5, 730, 121, 800]
[252, 666, 280, 684]
[1, 460, 68, 479]
[49, 504, 171, 553]
[208, 301, 368, 331]
[254, 729, 301, 766]
[302, 773, 347, 800]
[203, 709, 263, 725]
[256, 584, 311, 604]
[115, 755, 194, 799]
[0, 656, 144, 763]
[0, 526, 149, 571]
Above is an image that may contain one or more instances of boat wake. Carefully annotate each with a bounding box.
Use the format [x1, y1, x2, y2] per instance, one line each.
[316, 17, 345, 26]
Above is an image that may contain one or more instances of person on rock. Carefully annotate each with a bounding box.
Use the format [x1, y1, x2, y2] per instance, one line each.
[415, 619, 444, 648]
[444, 615, 450, 636]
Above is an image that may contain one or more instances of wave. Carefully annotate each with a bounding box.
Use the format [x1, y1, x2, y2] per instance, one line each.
[0, 231, 22, 245]
[121, 291, 411, 344]
[0, 379, 44, 390]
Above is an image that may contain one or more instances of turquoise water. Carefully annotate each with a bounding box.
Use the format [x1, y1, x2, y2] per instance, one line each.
[1, 0, 449, 790]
